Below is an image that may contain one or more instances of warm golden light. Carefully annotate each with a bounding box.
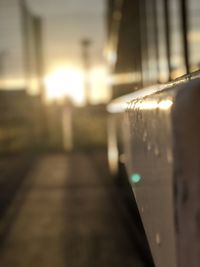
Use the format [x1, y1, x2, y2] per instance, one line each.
[44, 65, 111, 105]
[0, 78, 26, 89]
[134, 99, 173, 110]
[44, 67, 85, 105]
[108, 72, 141, 85]
[90, 66, 111, 104]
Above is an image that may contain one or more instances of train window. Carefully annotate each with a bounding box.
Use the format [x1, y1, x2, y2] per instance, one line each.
[139, 0, 150, 86]
[169, 0, 186, 79]
[188, 0, 200, 71]
[139, 0, 159, 86]
[145, 0, 158, 84]
[156, 0, 169, 83]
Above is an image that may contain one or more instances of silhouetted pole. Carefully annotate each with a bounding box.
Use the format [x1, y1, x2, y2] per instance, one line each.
[81, 39, 91, 105]
[33, 17, 45, 98]
[20, 0, 44, 98]
[20, 0, 30, 88]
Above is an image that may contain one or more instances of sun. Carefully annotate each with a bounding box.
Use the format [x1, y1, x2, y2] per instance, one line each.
[44, 67, 85, 105]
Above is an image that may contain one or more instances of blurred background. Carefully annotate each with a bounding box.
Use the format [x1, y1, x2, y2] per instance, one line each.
[0, 0, 199, 153]
[0, 0, 199, 266]
[0, 1, 152, 267]
[0, 0, 111, 153]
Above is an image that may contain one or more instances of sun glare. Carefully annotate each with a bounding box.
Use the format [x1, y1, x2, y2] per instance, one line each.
[90, 66, 111, 104]
[44, 67, 85, 105]
[44, 65, 111, 105]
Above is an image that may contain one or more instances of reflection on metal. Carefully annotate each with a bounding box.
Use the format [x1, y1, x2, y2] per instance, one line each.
[107, 70, 200, 114]
[125, 88, 176, 267]
[107, 74, 200, 267]
[107, 116, 119, 175]
[171, 68, 187, 80]
[131, 99, 173, 111]
[107, 84, 165, 113]
[108, 72, 141, 85]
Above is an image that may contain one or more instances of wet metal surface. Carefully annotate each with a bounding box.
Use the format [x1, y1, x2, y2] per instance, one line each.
[122, 77, 200, 267]
[172, 79, 200, 267]
[0, 152, 145, 267]
[125, 89, 177, 267]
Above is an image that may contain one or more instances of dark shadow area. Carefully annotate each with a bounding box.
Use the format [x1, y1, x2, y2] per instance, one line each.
[0, 154, 35, 246]
[64, 150, 154, 267]
[0, 151, 154, 267]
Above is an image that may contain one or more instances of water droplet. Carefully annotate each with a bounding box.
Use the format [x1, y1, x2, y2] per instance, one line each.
[147, 143, 152, 151]
[166, 149, 173, 163]
[156, 233, 161, 245]
[154, 146, 160, 157]
[143, 131, 147, 142]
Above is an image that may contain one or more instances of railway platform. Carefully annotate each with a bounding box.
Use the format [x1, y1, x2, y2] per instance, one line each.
[0, 152, 147, 267]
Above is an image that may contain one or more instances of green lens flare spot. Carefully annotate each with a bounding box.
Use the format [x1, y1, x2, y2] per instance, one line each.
[131, 173, 141, 184]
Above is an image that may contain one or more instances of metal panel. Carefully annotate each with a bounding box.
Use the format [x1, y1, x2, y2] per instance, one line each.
[172, 78, 200, 267]
[120, 74, 200, 267]
[125, 88, 176, 267]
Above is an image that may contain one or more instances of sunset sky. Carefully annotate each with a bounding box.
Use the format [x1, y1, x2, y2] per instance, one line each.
[27, 0, 106, 72]
[0, 0, 110, 104]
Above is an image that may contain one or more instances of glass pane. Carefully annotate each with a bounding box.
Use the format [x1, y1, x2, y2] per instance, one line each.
[169, 0, 185, 78]
[139, 0, 149, 85]
[188, 0, 200, 71]
[156, 0, 169, 82]
[145, 0, 158, 84]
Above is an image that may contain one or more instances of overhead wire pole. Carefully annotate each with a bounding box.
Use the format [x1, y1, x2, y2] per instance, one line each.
[20, 0, 45, 98]
[20, 0, 30, 90]
[81, 39, 92, 105]
[20, 0, 46, 148]
[32, 16, 45, 99]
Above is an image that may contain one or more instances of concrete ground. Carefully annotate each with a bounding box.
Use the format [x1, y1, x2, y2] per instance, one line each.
[0, 152, 146, 267]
